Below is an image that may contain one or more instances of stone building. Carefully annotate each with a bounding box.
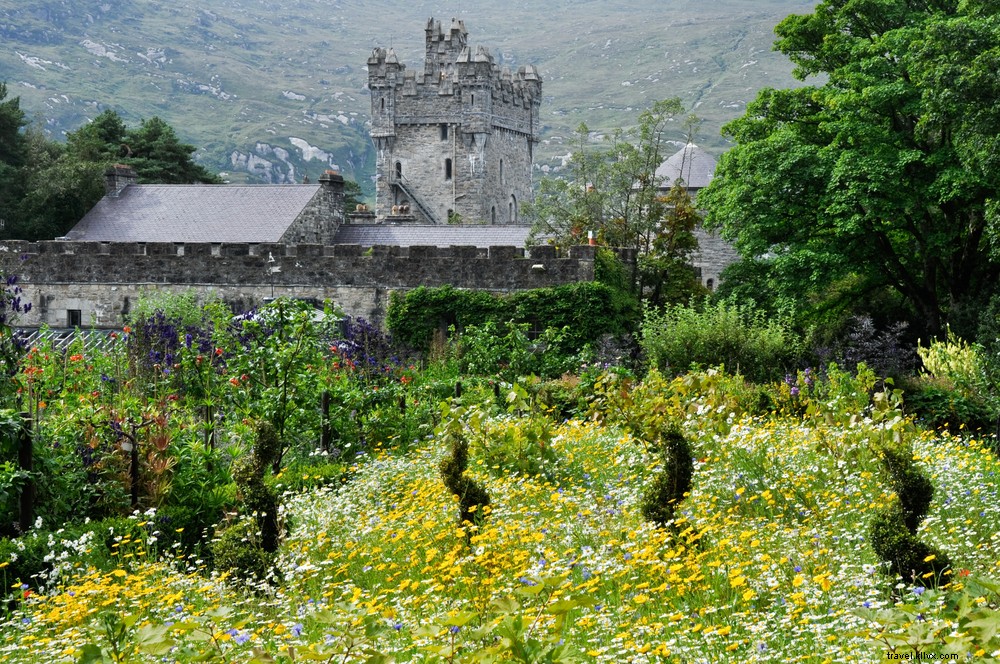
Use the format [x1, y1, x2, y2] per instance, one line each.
[657, 143, 740, 291]
[368, 18, 541, 225]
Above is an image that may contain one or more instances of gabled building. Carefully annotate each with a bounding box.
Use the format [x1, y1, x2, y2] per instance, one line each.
[66, 165, 345, 245]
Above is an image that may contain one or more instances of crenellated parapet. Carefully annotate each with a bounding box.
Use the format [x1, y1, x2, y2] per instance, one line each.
[0, 241, 595, 328]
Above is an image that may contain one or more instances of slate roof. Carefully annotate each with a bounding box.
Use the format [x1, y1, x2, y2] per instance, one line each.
[333, 224, 533, 248]
[65, 184, 322, 243]
[655, 144, 717, 190]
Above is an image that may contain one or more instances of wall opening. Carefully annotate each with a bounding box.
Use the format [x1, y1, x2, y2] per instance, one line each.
[395, 161, 402, 180]
[491, 206, 496, 223]
[509, 194, 517, 223]
[440, 123, 449, 140]
[67, 309, 82, 328]
[499, 159, 504, 184]
[381, 97, 385, 111]
[706, 278, 715, 292]
[445, 158, 453, 180]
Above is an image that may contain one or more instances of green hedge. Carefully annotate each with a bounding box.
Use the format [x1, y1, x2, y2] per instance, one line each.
[386, 281, 639, 352]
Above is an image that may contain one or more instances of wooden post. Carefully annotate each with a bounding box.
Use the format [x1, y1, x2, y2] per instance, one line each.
[454, 381, 462, 399]
[130, 439, 140, 509]
[17, 413, 34, 533]
[320, 390, 331, 452]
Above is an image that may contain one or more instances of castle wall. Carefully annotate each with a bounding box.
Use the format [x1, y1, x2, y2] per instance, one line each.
[0, 241, 595, 328]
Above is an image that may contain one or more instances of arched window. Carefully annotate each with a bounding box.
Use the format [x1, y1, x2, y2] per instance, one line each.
[445, 158, 452, 180]
[491, 206, 496, 223]
[395, 161, 402, 180]
[706, 278, 715, 292]
[509, 194, 517, 223]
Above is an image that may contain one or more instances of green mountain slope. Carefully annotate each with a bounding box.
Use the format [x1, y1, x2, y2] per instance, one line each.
[0, 0, 817, 194]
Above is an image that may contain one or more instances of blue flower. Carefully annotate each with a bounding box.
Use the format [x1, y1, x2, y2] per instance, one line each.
[291, 623, 303, 637]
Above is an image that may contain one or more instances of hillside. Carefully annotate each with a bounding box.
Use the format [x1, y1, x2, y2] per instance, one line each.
[0, 0, 817, 194]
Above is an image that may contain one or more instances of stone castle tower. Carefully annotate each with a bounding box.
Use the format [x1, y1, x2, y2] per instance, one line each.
[368, 18, 542, 225]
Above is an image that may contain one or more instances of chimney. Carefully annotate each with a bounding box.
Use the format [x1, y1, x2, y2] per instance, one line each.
[317, 169, 345, 242]
[105, 164, 138, 197]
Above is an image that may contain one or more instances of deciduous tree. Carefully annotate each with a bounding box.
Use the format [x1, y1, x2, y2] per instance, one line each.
[525, 100, 703, 306]
[699, 0, 1000, 335]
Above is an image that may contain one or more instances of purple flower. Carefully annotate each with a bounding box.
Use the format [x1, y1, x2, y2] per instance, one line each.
[291, 623, 303, 637]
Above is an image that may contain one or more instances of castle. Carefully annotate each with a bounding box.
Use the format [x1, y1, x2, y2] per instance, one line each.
[0, 18, 735, 331]
[368, 18, 541, 225]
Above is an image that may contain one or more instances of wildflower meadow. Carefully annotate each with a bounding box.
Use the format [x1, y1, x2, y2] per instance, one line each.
[0, 289, 999, 662]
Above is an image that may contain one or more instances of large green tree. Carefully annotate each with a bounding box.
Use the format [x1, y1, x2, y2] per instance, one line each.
[699, 0, 1000, 334]
[2, 109, 221, 240]
[525, 99, 703, 306]
[0, 83, 27, 236]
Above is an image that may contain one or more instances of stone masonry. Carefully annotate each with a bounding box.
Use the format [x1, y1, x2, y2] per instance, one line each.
[0, 241, 596, 329]
[368, 18, 541, 225]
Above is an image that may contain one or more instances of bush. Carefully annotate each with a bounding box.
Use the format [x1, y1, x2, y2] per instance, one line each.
[867, 443, 951, 585]
[641, 299, 807, 382]
[437, 404, 490, 529]
[386, 282, 638, 357]
[640, 424, 694, 529]
[212, 421, 282, 585]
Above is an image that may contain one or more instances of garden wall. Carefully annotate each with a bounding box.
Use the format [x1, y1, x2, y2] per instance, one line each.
[0, 241, 596, 328]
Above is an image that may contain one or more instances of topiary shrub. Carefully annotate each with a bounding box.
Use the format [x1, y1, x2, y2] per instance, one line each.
[868, 504, 949, 583]
[437, 404, 490, 530]
[879, 447, 933, 534]
[212, 421, 283, 585]
[640, 424, 694, 529]
[867, 444, 951, 585]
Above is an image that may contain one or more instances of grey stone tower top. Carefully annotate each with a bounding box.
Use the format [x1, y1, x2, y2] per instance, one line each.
[367, 18, 541, 225]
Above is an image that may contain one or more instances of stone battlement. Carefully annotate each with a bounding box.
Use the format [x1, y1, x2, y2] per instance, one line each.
[0, 242, 597, 329]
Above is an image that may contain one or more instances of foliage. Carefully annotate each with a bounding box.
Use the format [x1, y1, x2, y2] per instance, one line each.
[639, 423, 694, 530]
[525, 102, 704, 304]
[641, 298, 807, 382]
[213, 421, 282, 586]
[387, 282, 638, 358]
[855, 573, 1000, 660]
[698, 0, 1000, 336]
[904, 329, 998, 433]
[828, 315, 917, 380]
[475, 382, 559, 482]
[868, 442, 951, 586]
[437, 402, 490, 529]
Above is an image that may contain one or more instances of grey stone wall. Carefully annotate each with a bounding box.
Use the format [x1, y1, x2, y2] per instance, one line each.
[279, 171, 345, 245]
[0, 241, 595, 328]
[692, 227, 741, 291]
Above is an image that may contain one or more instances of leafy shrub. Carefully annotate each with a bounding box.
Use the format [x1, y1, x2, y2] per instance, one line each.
[437, 404, 490, 529]
[641, 298, 807, 382]
[904, 330, 997, 433]
[868, 443, 951, 585]
[826, 316, 916, 379]
[212, 421, 282, 584]
[475, 383, 559, 481]
[640, 424, 694, 529]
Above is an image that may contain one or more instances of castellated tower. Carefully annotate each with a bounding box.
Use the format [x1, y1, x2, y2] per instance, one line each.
[368, 18, 542, 225]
